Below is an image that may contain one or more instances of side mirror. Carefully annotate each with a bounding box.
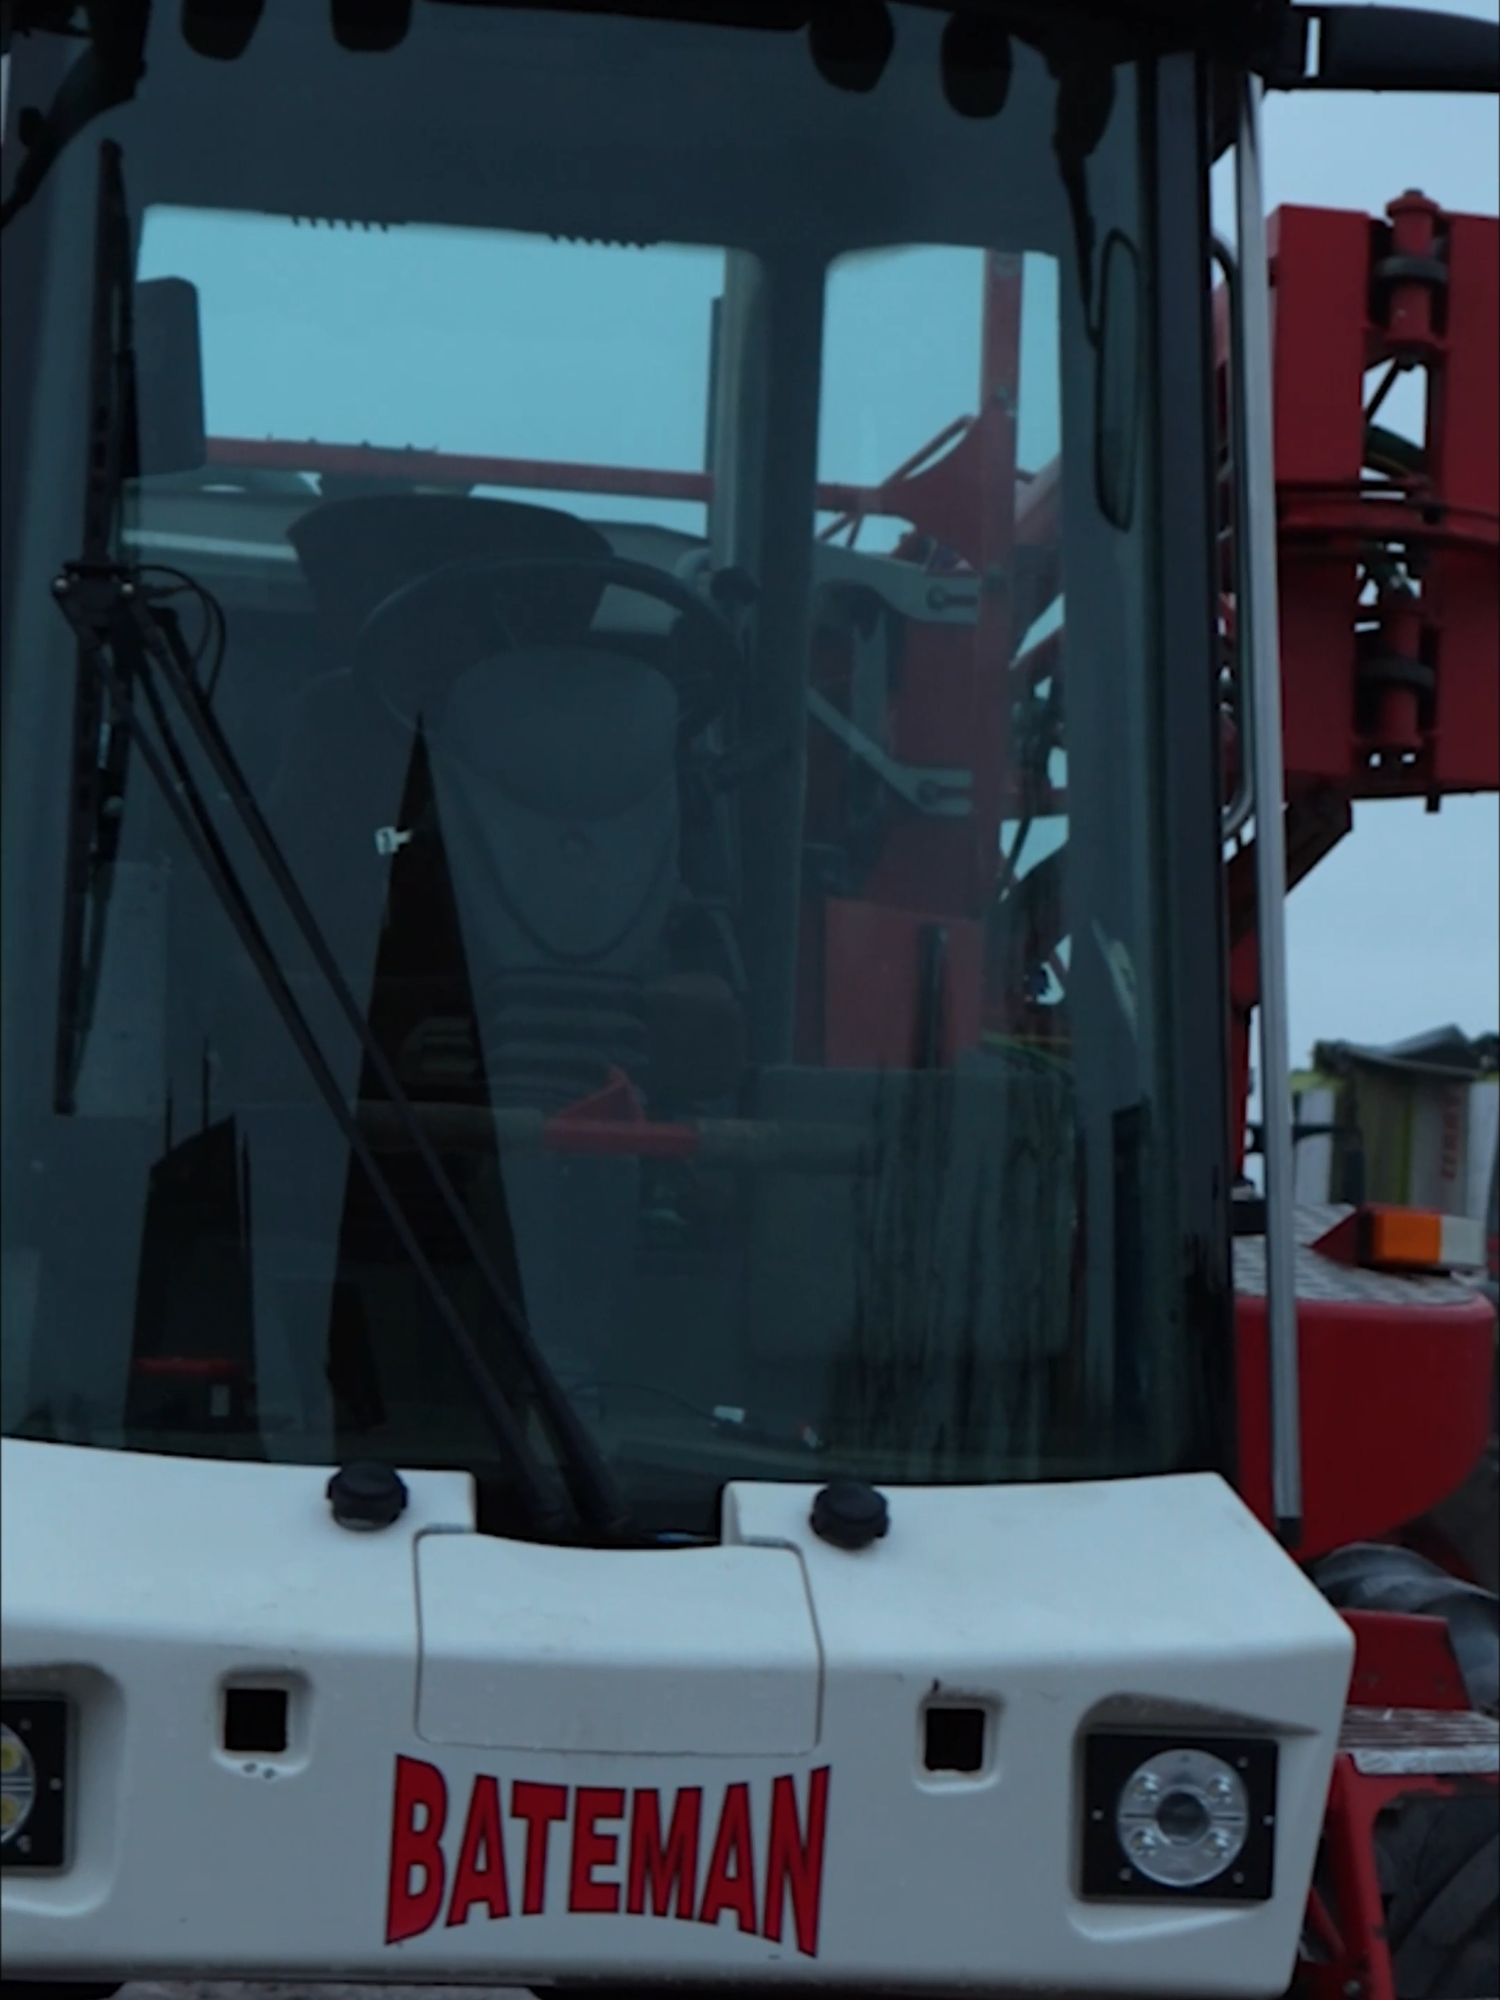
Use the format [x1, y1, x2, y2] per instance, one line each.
[1264, 6, 1500, 94]
[134, 276, 206, 477]
[1094, 230, 1142, 532]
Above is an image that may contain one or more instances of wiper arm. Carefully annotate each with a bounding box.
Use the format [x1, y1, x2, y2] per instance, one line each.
[53, 140, 137, 1117]
[52, 143, 637, 1549]
[55, 588, 585, 1539]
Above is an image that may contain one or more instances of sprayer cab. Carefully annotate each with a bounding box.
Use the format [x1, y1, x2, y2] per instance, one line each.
[1, 2, 1496, 1995]
[1, 0, 1240, 1550]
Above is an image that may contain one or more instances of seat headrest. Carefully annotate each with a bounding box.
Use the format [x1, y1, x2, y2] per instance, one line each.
[433, 649, 678, 818]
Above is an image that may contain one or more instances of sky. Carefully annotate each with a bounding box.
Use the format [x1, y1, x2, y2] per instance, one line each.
[1211, 0, 1500, 1069]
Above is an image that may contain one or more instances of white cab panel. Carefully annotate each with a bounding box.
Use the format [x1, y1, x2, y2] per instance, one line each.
[2, 1442, 1352, 1997]
[415, 1534, 820, 1754]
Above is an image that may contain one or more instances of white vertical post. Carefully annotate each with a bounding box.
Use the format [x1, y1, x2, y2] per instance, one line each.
[1234, 74, 1303, 1543]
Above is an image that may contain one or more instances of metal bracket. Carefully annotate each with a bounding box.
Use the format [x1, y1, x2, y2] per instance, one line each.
[805, 687, 973, 818]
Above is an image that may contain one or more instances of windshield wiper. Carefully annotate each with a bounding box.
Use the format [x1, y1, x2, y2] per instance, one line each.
[51, 135, 138, 1117]
[51, 140, 637, 1548]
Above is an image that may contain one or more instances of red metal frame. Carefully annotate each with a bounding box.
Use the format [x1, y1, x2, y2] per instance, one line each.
[1301, 1759, 1415, 2000]
[206, 432, 1038, 539]
[1267, 193, 1499, 799]
[1341, 1609, 1471, 1711]
[1297, 1614, 1486, 2000]
[1224, 193, 1499, 1198]
[1295, 1753, 1499, 2000]
[1216, 198, 1499, 1577]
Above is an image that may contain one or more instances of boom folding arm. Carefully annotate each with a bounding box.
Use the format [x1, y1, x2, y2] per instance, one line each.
[1223, 188, 1500, 1165]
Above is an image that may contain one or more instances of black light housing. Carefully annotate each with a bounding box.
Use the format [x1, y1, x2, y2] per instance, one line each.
[1080, 1730, 1278, 1902]
[0, 1696, 69, 1871]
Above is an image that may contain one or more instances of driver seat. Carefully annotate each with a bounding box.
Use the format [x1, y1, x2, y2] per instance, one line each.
[425, 641, 680, 1107]
[263, 493, 745, 1392]
[268, 494, 691, 1110]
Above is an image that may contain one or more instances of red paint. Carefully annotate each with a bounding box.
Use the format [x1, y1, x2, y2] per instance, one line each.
[130, 1355, 243, 1377]
[626, 1785, 702, 1919]
[540, 1068, 700, 1156]
[1299, 1756, 1499, 2000]
[541, 1118, 700, 1160]
[1263, 199, 1498, 800]
[696, 1782, 758, 1935]
[568, 1786, 625, 1914]
[445, 1774, 511, 1927]
[552, 1067, 647, 1126]
[1225, 195, 1496, 1193]
[762, 1766, 831, 1959]
[818, 418, 971, 543]
[822, 901, 982, 1070]
[206, 432, 1036, 531]
[383, 1761, 829, 1948]
[1306, 1756, 1403, 2000]
[1342, 1609, 1470, 1712]
[385, 1755, 449, 1945]
[511, 1780, 569, 1916]
[1234, 1288, 1496, 1556]
[211, 436, 715, 504]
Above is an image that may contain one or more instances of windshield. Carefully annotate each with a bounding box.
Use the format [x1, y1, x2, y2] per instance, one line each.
[1, 5, 1228, 1539]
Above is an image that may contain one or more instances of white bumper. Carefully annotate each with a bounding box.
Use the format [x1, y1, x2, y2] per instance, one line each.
[1, 1439, 1352, 1996]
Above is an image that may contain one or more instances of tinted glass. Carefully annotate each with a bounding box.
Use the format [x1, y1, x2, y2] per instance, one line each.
[1, 6, 1213, 1538]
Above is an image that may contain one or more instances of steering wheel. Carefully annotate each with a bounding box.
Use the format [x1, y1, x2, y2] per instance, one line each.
[352, 552, 744, 739]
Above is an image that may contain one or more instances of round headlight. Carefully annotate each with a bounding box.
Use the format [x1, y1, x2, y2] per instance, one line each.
[1115, 1746, 1249, 1888]
[0, 1721, 37, 1846]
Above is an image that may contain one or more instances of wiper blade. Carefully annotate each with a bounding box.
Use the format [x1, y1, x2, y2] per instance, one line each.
[52, 144, 637, 1548]
[55, 579, 576, 1538]
[57, 568, 638, 1548]
[53, 140, 137, 1116]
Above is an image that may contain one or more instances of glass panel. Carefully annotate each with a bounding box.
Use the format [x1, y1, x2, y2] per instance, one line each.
[788, 237, 1164, 1482]
[818, 246, 1061, 545]
[1, 3, 1210, 1540]
[138, 211, 722, 535]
